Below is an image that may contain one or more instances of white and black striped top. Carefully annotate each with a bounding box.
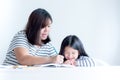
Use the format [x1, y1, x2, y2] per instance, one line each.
[3, 30, 57, 65]
[77, 56, 95, 67]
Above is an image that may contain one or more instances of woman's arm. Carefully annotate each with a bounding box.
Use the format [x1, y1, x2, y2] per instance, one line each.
[14, 47, 64, 66]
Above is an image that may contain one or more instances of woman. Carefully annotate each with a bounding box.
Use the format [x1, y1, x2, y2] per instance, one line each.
[3, 8, 64, 66]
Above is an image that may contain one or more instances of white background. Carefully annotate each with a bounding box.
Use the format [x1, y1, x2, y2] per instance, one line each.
[0, 0, 120, 65]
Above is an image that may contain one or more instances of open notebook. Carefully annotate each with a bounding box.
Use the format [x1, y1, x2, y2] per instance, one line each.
[34, 63, 75, 68]
[0, 64, 75, 69]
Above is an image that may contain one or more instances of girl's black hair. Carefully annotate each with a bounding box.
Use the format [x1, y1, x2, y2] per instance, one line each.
[25, 8, 52, 45]
[59, 35, 88, 61]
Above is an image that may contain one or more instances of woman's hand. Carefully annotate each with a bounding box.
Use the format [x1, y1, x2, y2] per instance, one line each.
[51, 55, 64, 64]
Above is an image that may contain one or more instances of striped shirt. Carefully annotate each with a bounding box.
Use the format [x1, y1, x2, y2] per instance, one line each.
[3, 30, 57, 65]
[76, 56, 95, 67]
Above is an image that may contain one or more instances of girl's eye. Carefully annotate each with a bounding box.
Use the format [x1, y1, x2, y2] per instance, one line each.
[65, 52, 70, 55]
[72, 52, 76, 54]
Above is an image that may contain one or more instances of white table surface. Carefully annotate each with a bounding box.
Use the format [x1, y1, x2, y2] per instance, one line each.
[0, 66, 120, 80]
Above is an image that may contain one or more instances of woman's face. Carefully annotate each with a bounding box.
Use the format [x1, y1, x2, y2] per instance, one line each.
[64, 46, 79, 60]
[40, 19, 52, 40]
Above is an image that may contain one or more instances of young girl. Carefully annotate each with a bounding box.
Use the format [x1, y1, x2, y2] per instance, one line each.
[59, 35, 95, 67]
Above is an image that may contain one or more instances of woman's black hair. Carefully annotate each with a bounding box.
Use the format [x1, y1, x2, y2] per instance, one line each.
[59, 35, 88, 61]
[25, 8, 52, 45]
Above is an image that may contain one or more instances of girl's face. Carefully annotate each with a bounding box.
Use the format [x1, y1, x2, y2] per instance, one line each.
[40, 19, 51, 40]
[64, 46, 79, 60]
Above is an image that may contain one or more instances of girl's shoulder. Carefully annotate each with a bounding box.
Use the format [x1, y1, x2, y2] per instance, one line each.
[79, 56, 90, 60]
[77, 56, 95, 66]
[79, 56, 95, 63]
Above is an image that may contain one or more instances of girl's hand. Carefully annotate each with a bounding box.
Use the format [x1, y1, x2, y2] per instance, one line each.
[64, 59, 77, 66]
[64, 60, 71, 64]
